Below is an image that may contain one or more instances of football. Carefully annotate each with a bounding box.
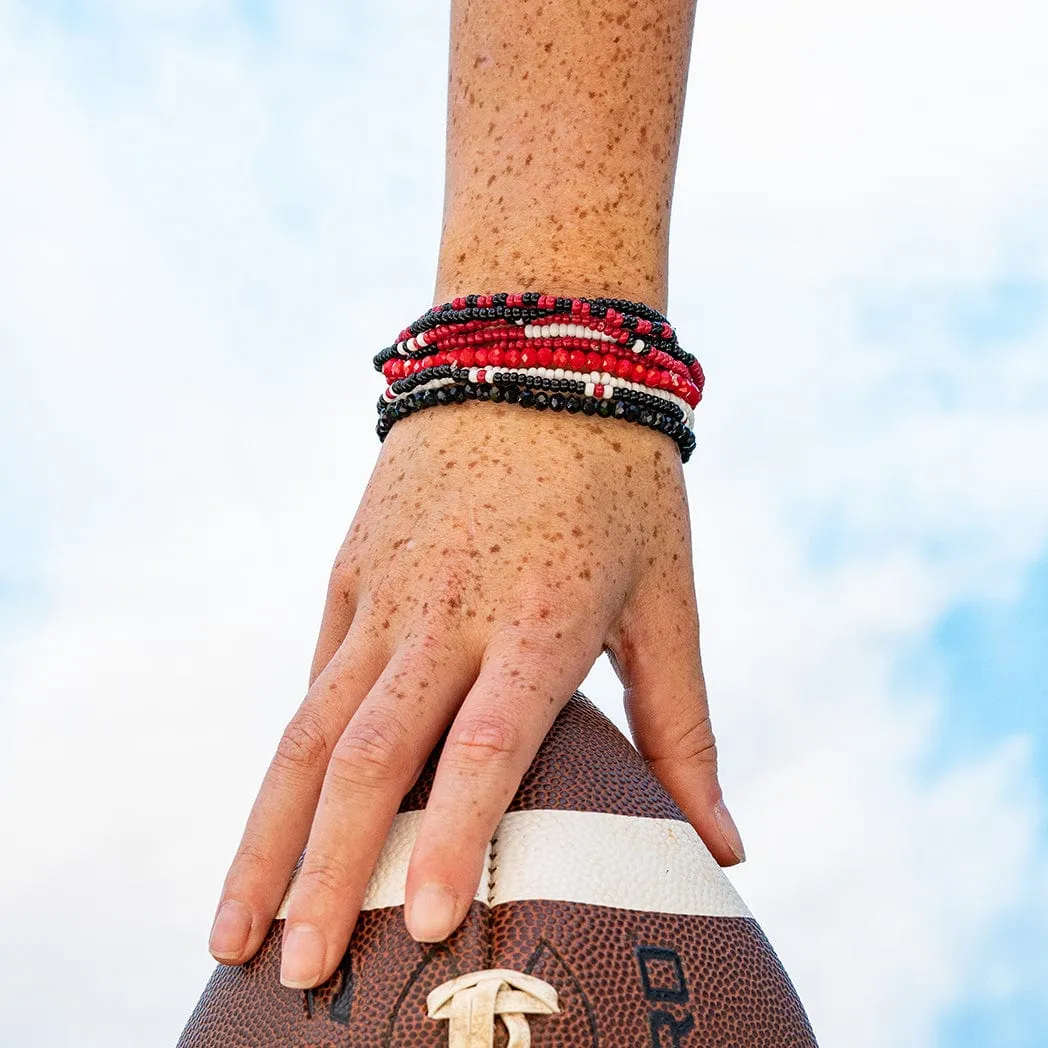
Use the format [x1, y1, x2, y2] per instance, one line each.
[179, 693, 818, 1046]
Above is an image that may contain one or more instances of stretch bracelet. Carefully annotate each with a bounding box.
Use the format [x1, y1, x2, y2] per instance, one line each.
[381, 341, 700, 402]
[372, 292, 703, 461]
[381, 365, 695, 428]
[376, 377, 697, 461]
[373, 293, 706, 392]
[383, 350, 700, 408]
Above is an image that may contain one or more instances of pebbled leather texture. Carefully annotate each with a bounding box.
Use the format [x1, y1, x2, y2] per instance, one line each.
[178, 693, 818, 1047]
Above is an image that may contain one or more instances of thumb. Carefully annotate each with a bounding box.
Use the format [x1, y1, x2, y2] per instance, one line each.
[608, 596, 746, 868]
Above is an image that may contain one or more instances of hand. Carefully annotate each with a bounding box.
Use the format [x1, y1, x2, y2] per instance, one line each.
[207, 401, 745, 989]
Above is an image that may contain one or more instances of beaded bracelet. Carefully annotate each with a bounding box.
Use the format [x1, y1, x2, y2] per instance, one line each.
[382, 365, 695, 428]
[372, 292, 703, 461]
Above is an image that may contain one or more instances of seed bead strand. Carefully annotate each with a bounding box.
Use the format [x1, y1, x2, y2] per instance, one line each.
[376, 379, 697, 462]
[384, 349, 700, 408]
[381, 363, 695, 428]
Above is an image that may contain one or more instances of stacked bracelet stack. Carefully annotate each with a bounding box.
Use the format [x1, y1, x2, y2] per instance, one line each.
[372, 292, 704, 461]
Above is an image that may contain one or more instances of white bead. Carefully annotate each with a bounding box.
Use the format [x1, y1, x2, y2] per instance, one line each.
[469, 367, 479, 382]
[555, 368, 565, 380]
[584, 382, 595, 396]
[604, 385, 614, 399]
[525, 324, 534, 337]
[590, 372, 600, 383]
[600, 372, 612, 385]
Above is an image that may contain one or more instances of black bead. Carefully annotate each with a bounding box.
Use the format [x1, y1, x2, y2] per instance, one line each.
[565, 396, 581, 414]
[464, 383, 478, 398]
[435, 388, 449, 405]
[504, 385, 520, 403]
[477, 386, 491, 401]
[613, 400, 628, 419]
[518, 389, 535, 407]
[549, 392, 565, 411]
[582, 398, 597, 416]
[534, 392, 549, 411]
[626, 403, 640, 423]
[597, 400, 613, 418]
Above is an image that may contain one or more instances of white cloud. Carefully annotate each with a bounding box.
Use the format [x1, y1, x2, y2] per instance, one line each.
[1, 1, 1046, 1045]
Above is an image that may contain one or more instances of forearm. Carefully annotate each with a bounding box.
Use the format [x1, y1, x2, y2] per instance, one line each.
[434, 0, 698, 314]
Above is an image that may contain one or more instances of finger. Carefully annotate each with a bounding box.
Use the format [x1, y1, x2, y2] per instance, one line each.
[209, 619, 389, 965]
[403, 632, 599, 943]
[279, 636, 477, 989]
[610, 588, 746, 868]
[308, 548, 361, 688]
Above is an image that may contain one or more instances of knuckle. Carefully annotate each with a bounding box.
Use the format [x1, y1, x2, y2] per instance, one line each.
[329, 715, 407, 791]
[449, 712, 521, 767]
[297, 851, 352, 899]
[231, 838, 275, 882]
[673, 715, 719, 767]
[327, 550, 358, 599]
[273, 710, 331, 776]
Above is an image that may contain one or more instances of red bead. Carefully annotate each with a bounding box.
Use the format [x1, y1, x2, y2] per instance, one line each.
[505, 348, 520, 367]
[569, 350, 586, 370]
[585, 351, 603, 371]
[477, 368, 487, 383]
[615, 357, 633, 378]
[475, 349, 488, 366]
[633, 362, 648, 382]
[537, 346, 554, 367]
[553, 348, 570, 368]
[488, 347, 503, 366]
[459, 348, 475, 366]
[594, 384, 605, 398]
[601, 353, 618, 371]
[519, 350, 532, 365]
[618, 330, 630, 343]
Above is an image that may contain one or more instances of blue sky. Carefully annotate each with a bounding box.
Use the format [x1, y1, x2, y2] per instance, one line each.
[1, 2, 1046, 1045]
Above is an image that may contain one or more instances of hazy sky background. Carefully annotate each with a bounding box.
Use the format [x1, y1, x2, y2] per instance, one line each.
[1, 1, 1046, 1045]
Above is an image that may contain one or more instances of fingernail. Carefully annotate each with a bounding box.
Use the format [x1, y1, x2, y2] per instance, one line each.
[714, 799, 746, 863]
[209, 900, 252, 960]
[280, 922, 326, 988]
[407, 882, 457, 943]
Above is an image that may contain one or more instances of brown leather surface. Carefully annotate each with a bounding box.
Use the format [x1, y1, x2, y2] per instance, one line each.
[490, 902, 816, 1047]
[178, 694, 818, 1046]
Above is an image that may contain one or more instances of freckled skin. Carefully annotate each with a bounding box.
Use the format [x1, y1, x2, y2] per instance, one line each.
[435, 0, 696, 309]
[212, 0, 745, 993]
